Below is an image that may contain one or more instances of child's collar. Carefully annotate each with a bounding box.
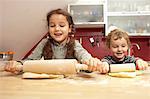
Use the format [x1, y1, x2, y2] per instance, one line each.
[52, 37, 70, 46]
[111, 56, 126, 63]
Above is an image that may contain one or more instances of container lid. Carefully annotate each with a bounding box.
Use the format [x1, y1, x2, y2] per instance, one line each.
[0, 51, 15, 54]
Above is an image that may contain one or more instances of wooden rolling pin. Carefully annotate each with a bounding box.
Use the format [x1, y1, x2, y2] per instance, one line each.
[23, 59, 88, 75]
[0, 59, 88, 74]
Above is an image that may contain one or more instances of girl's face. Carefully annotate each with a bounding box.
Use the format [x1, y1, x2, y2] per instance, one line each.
[49, 14, 71, 43]
[110, 37, 129, 61]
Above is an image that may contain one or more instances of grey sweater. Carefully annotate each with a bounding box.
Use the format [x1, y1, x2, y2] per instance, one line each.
[26, 38, 92, 63]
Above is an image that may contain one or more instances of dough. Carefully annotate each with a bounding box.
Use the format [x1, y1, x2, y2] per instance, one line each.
[108, 70, 144, 78]
[136, 70, 144, 76]
[22, 72, 64, 79]
[108, 72, 136, 78]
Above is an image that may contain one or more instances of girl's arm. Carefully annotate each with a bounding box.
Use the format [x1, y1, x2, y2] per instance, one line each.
[74, 40, 109, 73]
[4, 61, 23, 74]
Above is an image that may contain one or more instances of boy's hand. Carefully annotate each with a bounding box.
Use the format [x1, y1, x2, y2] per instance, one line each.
[4, 61, 23, 74]
[136, 59, 148, 70]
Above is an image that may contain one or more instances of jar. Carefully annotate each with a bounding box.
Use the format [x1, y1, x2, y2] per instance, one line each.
[0, 51, 15, 61]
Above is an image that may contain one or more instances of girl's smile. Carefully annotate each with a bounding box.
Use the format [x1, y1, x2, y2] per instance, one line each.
[54, 32, 63, 37]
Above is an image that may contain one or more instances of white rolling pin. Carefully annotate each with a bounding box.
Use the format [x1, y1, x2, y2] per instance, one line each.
[23, 59, 88, 75]
[109, 63, 136, 73]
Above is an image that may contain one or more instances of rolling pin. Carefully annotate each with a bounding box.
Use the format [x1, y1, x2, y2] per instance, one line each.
[23, 59, 88, 75]
[0, 59, 88, 74]
[109, 63, 136, 73]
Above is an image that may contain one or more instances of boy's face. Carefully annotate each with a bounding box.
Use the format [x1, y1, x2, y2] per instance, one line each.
[110, 37, 129, 61]
[49, 14, 71, 43]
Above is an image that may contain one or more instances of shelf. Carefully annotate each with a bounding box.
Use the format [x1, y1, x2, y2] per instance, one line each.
[129, 36, 150, 38]
[108, 11, 150, 16]
[74, 22, 105, 28]
[128, 33, 150, 36]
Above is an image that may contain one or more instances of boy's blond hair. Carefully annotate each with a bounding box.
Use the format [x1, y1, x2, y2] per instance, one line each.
[106, 28, 131, 48]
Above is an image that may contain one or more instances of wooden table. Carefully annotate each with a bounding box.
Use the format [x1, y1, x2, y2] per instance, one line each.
[0, 68, 150, 99]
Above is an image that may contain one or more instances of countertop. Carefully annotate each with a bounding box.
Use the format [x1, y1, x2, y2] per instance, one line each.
[0, 68, 150, 99]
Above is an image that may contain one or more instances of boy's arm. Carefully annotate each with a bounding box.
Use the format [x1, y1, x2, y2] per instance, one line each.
[135, 58, 148, 70]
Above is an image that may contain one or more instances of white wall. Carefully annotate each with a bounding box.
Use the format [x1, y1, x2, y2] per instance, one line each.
[2, 0, 99, 60]
[1, 0, 76, 60]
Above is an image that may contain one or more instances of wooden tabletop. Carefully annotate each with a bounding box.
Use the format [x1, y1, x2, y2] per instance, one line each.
[0, 68, 150, 99]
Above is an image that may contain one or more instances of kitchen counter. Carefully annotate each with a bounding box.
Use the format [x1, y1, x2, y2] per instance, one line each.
[0, 68, 150, 99]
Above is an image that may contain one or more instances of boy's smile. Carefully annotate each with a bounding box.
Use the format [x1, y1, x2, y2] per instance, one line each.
[110, 37, 129, 61]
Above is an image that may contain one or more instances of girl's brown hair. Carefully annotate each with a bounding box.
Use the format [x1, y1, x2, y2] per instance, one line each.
[42, 8, 76, 59]
[106, 28, 131, 48]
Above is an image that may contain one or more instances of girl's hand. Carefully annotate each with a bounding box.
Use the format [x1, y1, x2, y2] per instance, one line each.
[81, 58, 102, 72]
[97, 62, 110, 74]
[136, 59, 148, 70]
[81, 58, 110, 73]
[4, 61, 23, 74]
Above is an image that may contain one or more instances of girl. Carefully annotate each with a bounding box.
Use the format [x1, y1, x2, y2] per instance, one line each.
[100, 28, 148, 73]
[4, 8, 103, 74]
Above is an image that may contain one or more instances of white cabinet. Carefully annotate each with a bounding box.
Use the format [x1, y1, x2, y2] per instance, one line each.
[68, 0, 150, 36]
[68, 3, 106, 28]
[106, 0, 150, 36]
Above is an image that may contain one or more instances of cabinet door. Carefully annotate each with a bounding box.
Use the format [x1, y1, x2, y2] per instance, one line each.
[68, 4, 105, 28]
[106, 0, 150, 36]
[108, 0, 150, 12]
[108, 15, 150, 36]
